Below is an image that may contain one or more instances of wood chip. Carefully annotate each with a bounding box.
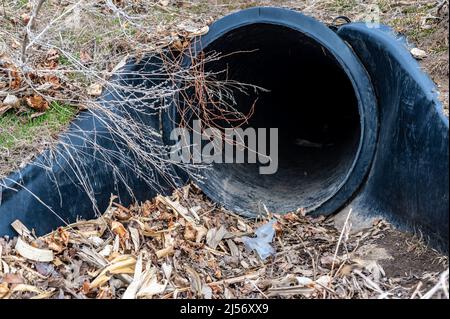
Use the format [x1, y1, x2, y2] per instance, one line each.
[227, 239, 240, 258]
[90, 255, 136, 289]
[11, 220, 34, 240]
[156, 245, 174, 259]
[206, 225, 228, 250]
[15, 237, 54, 262]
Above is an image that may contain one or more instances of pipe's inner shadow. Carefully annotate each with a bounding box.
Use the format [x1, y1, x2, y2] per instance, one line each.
[192, 23, 361, 214]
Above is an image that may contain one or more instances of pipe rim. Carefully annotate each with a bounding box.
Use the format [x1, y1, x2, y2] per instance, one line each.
[164, 7, 379, 216]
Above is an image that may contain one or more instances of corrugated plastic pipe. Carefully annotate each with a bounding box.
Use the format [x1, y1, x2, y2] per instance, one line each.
[162, 7, 378, 217]
[0, 7, 448, 251]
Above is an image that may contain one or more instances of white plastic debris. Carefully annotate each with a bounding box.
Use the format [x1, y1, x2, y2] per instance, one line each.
[242, 219, 276, 260]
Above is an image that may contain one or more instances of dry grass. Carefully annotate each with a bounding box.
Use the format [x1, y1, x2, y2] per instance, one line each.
[0, 184, 447, 299]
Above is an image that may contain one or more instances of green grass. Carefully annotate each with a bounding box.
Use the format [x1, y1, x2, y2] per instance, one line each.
[58, 55, 71, 66]
[0, 102, 78, 150]
[17, 0, 28, 8]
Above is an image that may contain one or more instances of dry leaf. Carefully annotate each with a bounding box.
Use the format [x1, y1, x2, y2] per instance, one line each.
[0, 283, 9, 299]
[226, 239, 240, 258]
[44, 75, 61, 89]
[156, 245, 174, 259]
[157, 195, 195, 224]
[135, 265, 167, 299]
[129, 227, 140, 252]
[57, 227, 70, 245]
[11, 284, 42, 294]
[224, 287, 234, 299]
[178, 21, 209, 37]
[161, 263, 172, 280]
[202, 284, 213, 299]
[3, 273, 24, 285]
[237, 219, 252, 232]
[122, 254, 143, 299]
[110, 55, 129, 74]
[283, 212, 301, 222]
[31, 289, 56, 299]
[273, 221, 283, 236]
[96, 286, 112, 299]
[90, 255, 136, 289]
[9, 69, 21, 89]
[111, 221, 129, 241]
[195, 225, 208, 243]
[35, 262, 56, 277]
[87, 83, 103, 96]
[88, 236, 104, 247]
[2, 94, 20, 108]
[206, 225, 227, 250]
[10, 40, 20, 49]
[315, 275, 331, 289]
[185, 265, 202, 297]
[184, 224, 196, 241]
[45, 227, 70, 253]
[20, 13, 30, 24]
[25, 95, 49, 111]
[190, 25, 209, 37]
[46, 49, 59, 60]
[46, 241, 65, 253]
[42, 59, 58, 69]
[171, 38, 186, 51]
[122, 257, 166, 299]
[80, 50, 92, 64]
[0, 105, 13, 116]
[136, 278, 166, 298]
[80, 280, 91, 295]
[99, 245, 113, 258]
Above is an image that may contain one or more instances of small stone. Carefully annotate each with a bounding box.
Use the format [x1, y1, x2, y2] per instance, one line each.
[410, 48, 427, 60]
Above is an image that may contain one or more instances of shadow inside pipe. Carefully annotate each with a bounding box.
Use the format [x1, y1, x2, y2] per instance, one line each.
[179, 23, 362, 215]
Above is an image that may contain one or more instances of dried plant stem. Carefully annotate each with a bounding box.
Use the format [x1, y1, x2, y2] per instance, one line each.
[21, 0, 46, 62]
[330, 208, 352, 277]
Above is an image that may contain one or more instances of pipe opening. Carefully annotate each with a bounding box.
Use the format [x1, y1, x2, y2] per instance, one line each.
[184, 23, 363, 214]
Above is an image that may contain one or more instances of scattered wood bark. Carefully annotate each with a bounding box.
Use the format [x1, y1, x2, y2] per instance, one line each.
[0, 184, 448, 299]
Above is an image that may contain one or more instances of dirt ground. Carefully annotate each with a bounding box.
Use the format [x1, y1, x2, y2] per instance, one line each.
[0, 185, 447, 299]
[375, 230, 445, 279]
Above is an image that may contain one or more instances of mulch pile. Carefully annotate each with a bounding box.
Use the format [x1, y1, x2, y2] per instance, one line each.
[0, 184, 448, 299]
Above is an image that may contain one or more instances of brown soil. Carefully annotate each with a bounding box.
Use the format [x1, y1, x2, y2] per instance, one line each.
[375, 229, 446, 280]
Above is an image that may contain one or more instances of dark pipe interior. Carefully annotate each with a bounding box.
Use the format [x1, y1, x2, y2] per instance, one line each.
[192, 24, 361, 214]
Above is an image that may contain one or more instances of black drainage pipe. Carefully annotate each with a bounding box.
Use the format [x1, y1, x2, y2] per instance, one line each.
[0, 7, 448, 251]
[162, 8, 378, 217]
